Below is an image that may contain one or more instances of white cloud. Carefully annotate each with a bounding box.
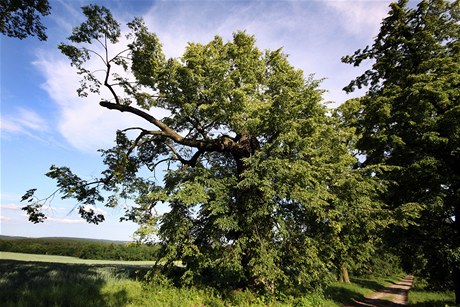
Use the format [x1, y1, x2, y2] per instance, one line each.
[324, 0, 391, 38]
[140, 0, 389, 107]
[80, 204, 106, 216]
[47, 217, 85, 224]
[0, 204, 22, 210]
[1, 107, 49, 136]
[32, 47, 154, 153]
[0, 203, 84, 224]
[0, 216, 13, 222]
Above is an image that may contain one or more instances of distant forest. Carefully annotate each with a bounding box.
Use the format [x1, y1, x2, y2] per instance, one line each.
[0, 236, 159, 261]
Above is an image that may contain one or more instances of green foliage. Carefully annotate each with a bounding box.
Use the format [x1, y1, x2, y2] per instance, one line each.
[353, 249, 404, 278]
[0, 0, 50, 41]
[22, 4, 388, 296]
[342, 0, 460, 299]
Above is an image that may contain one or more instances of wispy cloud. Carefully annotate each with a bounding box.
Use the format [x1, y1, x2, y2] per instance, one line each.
[0, 204, 23, 210]
[47, 217, 85, 224]
[324, 0, 391, 38]
[1, 107, 49, 136]
[0, 215, 13, 222]
[32, 48, 149, 153]
[0, 202, 83, 225]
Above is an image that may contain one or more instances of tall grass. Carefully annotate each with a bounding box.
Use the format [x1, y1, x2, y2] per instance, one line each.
[0, 257, 339, 306]
[5, 252, 453, 306]
[0, 259, 149, 307]
[407, 277, 456, 306]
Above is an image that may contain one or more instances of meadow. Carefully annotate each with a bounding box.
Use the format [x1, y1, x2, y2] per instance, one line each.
[0, 251, 157, 266]
[0, 252, 456, 306]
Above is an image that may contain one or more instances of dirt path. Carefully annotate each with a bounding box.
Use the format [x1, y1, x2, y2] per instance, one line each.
[347, 275, 414, 306]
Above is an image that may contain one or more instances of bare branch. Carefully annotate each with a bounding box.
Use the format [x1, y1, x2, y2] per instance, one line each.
[103, 64, 120, 104]
[85, 47, 107, 65]
[109, 48, 131, 63]
[165, 142, 188, 164]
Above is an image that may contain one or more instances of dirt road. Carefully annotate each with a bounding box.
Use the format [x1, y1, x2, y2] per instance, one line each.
[347, 275, 414, 306]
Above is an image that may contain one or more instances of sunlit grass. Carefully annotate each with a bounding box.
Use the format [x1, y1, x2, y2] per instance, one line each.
[0, 251, 157, 265]
[408, 289, 455, 306]
[404, 276, 456, 306]
[4, 253, 453, 307]
[0, 256, 337, 306]
[324, 274, 403, 305]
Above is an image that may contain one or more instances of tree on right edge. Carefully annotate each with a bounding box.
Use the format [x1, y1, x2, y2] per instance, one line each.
[343, 0, 460, 303]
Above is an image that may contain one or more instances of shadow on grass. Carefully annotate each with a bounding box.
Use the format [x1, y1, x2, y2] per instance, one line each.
[324, 284, 364, 305]
[352, 297, 404, 307]
[0, 259, 152, 307]
[324, 277, 403, 306]
[352, 277, 388, 292]
[325, 285, 405, 307]
[408, 301, 455, 307]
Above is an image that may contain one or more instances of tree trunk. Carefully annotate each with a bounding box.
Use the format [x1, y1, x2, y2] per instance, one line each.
[232, 148, 273, 292]
[454, 197, 460, 305]
[339, 264, 351, 284]
[454, 267, 460, 305]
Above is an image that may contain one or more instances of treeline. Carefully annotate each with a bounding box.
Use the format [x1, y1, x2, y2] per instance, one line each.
[0, 236, 159, 261]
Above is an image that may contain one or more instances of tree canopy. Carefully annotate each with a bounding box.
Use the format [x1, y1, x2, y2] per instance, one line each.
[21, 4, 383, 294]
[0, 0, 50, 41]
[342, 0, 460, 302]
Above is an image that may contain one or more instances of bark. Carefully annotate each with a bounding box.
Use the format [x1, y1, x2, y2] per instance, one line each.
[339, 264, 351, 284]
[454, 267, 460, 305]
[454, 195, 460, 305]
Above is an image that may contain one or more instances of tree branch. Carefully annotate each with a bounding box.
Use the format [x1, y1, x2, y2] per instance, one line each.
[100, 100, 185, 140]
[100, 102, 241, 159]
[103, 64, 120, 104]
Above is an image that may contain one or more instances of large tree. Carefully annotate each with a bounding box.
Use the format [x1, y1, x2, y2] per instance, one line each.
[343, 0, 460, 302]
[0, 0, 50, 41]
[22, 5, 381, 293]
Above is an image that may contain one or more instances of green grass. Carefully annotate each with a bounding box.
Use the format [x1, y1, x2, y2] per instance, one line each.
[0, 258, 228, 307]
[407, 277, 456, 306]
[408, 290, 456, 306]
[323, 274, 403, 306]
[0, 252, 338, 306]
[3, 252, 455, 306]
[0, 251, 157, 265]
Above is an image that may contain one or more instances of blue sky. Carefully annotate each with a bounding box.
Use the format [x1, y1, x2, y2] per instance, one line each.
[1, 0, 393, 241]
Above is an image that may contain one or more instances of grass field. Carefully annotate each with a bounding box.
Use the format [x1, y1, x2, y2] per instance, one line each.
[0, 252, 457, 306]
[0, 251, 157, 265]
[408, 290, 456, 306]
[407, 277, 456, 307]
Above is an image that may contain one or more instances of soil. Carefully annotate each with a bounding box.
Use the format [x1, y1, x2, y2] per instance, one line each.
[346, 275, 414, 306]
